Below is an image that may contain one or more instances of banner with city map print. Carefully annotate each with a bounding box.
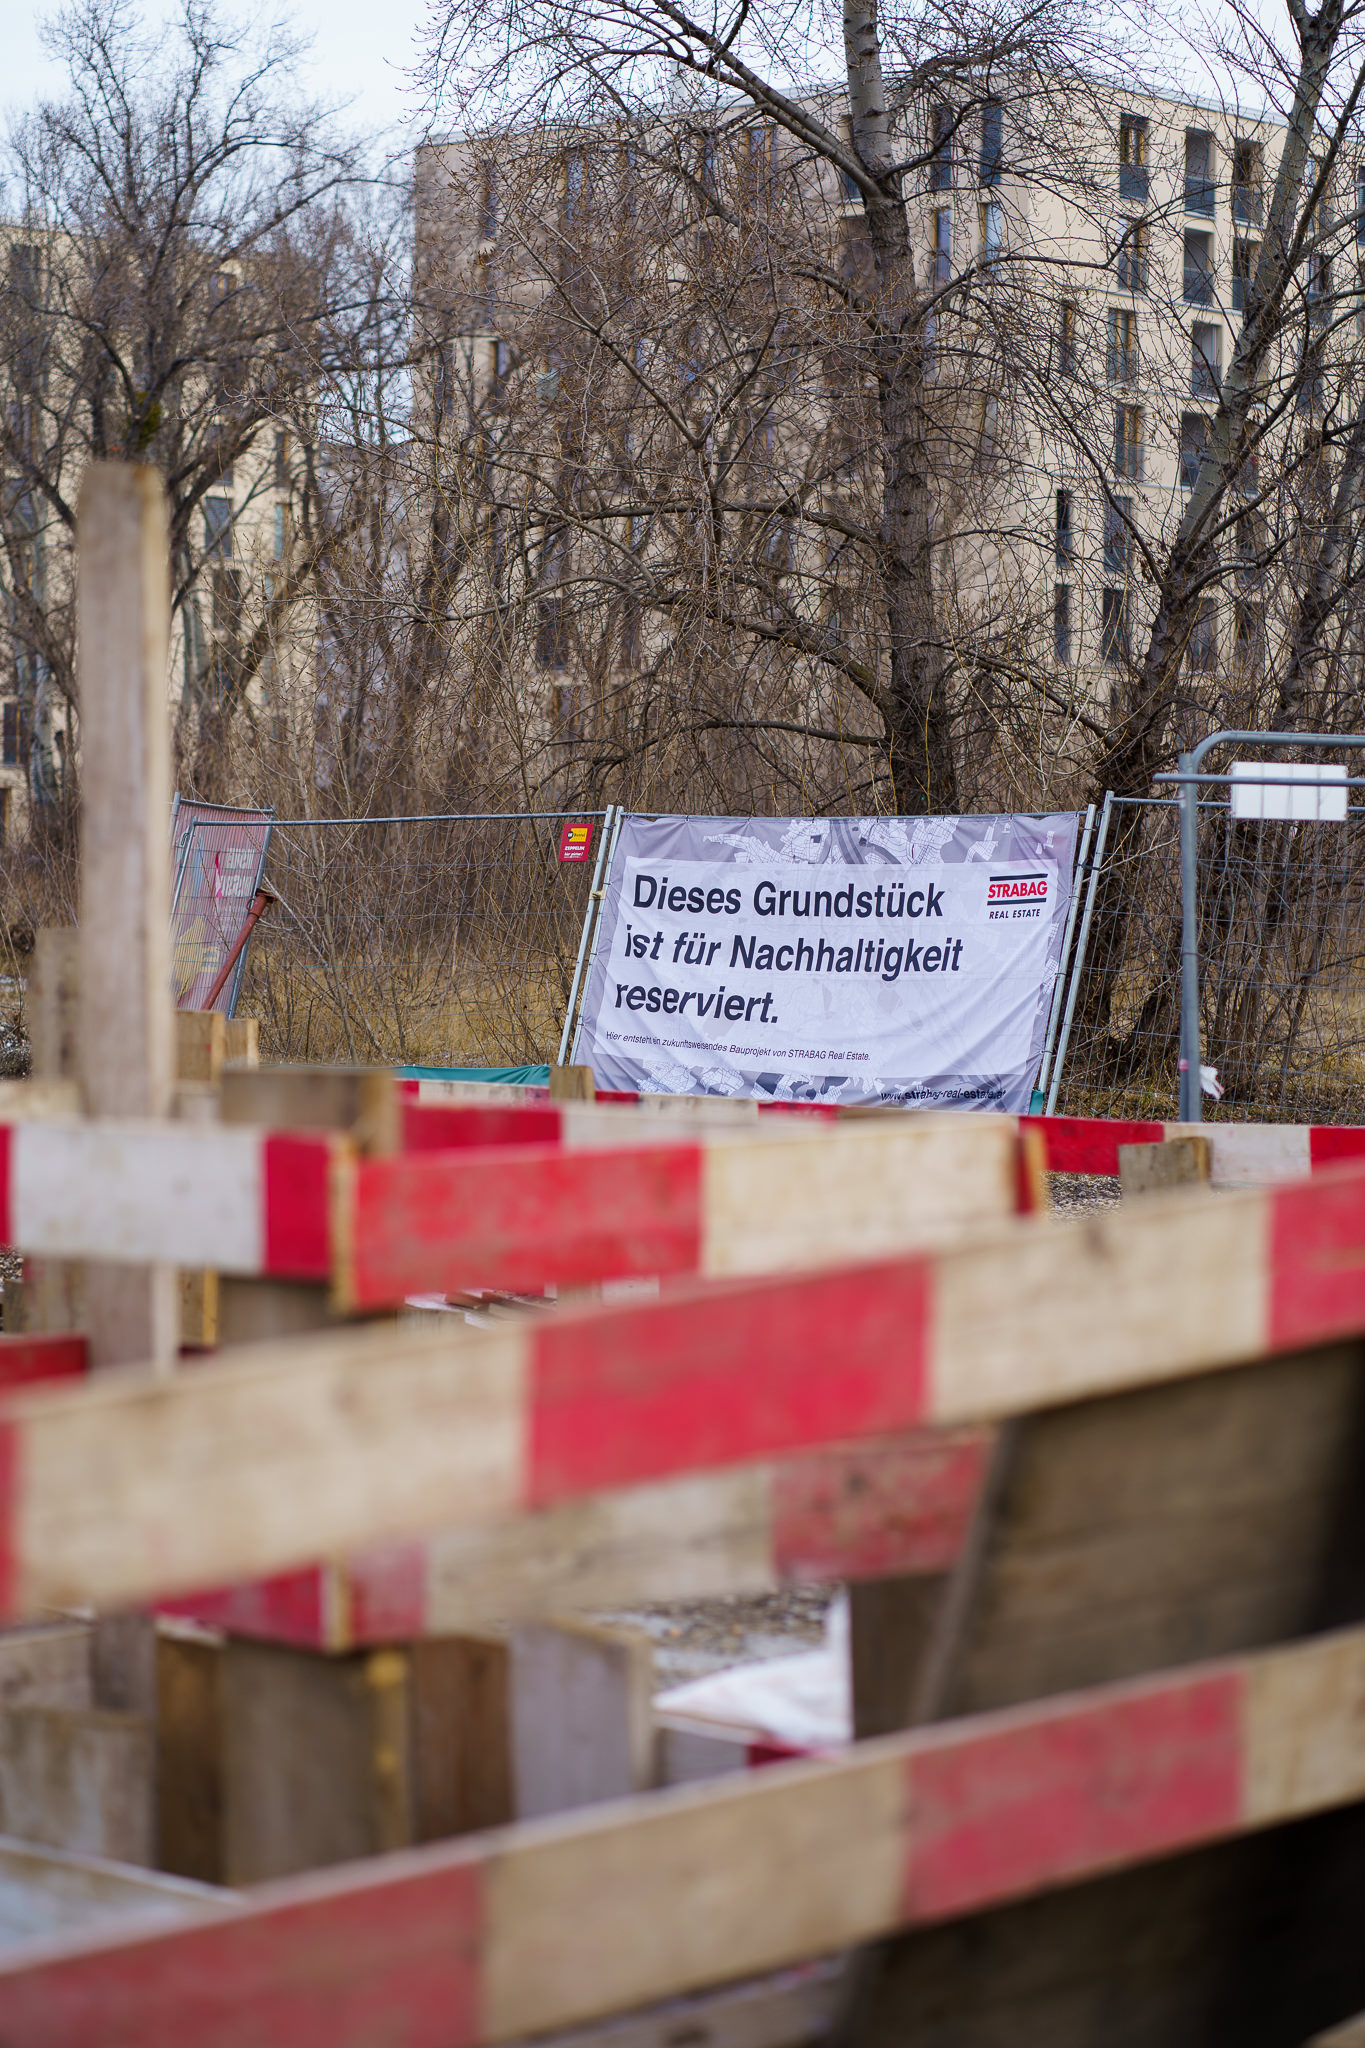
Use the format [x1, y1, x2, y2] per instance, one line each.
[574, 811, 1081, 1110]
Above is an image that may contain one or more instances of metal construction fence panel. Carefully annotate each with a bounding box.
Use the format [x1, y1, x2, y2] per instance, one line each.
[1051, 793, 1365, 1125]
[238, 811, 609, 1067]
[170, 798, 274, 1014]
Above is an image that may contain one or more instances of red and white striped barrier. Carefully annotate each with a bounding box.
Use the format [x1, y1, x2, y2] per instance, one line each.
[3, 1158, 1365, 1622]
[2, 1619, 1362, 2045]
[0, 1114, 1025, 1301]
[0, 1123, 334, 1280]
[0, 1333, 87, 1392]
[1024, 1113, 1365, 1183]
[340, 1114, 1026, 1307]
[403, 1093, 1365, 1188]
[156, 1424, 991, 1649]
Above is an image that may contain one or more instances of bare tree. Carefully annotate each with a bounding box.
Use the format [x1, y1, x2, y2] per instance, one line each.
[420, 0, 1119, 814]
[0, 0, 367, 815]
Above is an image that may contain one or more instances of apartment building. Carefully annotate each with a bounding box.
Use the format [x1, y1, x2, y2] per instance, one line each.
[415, 75, 1340, 779]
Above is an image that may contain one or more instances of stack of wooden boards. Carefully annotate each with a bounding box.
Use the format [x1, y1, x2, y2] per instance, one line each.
[0, 1072, 1364, 2041]
[8, 464, 1365, 2043]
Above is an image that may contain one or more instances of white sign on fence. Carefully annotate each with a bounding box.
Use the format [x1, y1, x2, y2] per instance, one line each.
[1230, 761, 1348, 822]
[575, 812, 1080, 1110]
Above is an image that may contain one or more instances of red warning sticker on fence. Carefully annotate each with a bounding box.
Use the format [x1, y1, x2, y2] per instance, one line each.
[559, 821, 594, 863]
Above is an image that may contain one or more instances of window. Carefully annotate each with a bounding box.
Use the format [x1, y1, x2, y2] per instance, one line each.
[1235, 598, 1264, 668]
[1191, 322, 1221, 396]
[273, 504, 289, 560]
[1054, 583, 1071, 664]
[1101, 586, 1129, 664]
[1057, 301, 1077, 375]
[203, 497, 232, 559]
[1185, 130, 1215, 215]
[929, 103, 954, 191]
[492, 337, 512, 396]
[1308, 242, 1333, 317]
[981, 201, 1003, 263]
[1117, 221, 1147, 292]
[1180, 411, 1210, 489]
[1, 702, 30, 768]
[432, 342, 452, 422]
[1107, 307, 1138, 385]
[273, 431, 289, 490]
[933, 208, 952, 286]
[1298, 335, 1326, 414]
[1188, 599, 1218, 673]
[479, 160, 498, 240]
[537, 592, 570, 669]
[1234, 140, 1264, 226]
[980, 99, 1004, 187]
[1233, 236, 1259, 313]
[212, 564, 244, 641]
[1104, 496, 1133, 576]
[1236, 512, 1264, 586]
[1119, 115, 1148, 201]
[1114, 401, 1143, 480]
[840, 164, 861, 204]
[565, 151, 585, 222]
[1184, 229, 1214, 305]
[1055, 487, 1074, 566]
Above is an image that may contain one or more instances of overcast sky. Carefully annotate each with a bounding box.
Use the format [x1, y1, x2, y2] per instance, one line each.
[4, 0, 433, 146]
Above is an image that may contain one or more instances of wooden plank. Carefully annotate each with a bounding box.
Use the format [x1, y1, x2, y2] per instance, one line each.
[849, 1335, 1365, 2040]
[0, 1704, 152, 1866]
[157, 1631, 513, 1887]
[509, 1621, 653, 1819]
[0, 1625, 91, 1712]
[0, 1835, 229, 1950]
[548, 1065, 596, 1101]
[8, 1165, 1365, 1621]
[409, 1636, 513, 1839]
[0, 1335, 87, 1394]
[341, 1116, 1023, 1308]
[156, 1426, 988, 1649]
[3, 1624, 1365, 2042]
[174, 1012, 227, 1086]
[76, 465, 176, 1371]
[1118, 1135, 1211, 1196]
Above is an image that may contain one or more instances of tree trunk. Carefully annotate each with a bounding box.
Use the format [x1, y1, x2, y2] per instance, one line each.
[845, 0, 958, 815]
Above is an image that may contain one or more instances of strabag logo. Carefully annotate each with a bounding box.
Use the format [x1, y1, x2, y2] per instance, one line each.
[987, 871, 1048, 903]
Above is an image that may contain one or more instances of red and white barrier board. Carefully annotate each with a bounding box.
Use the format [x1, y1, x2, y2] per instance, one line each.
[0, 1114, 1024, 1301]
[0, 1123, 334, 1280]
[156, 1424, 992, 1649]
[1, 1620, 1363, 2045]
[3, 1159, 1365, 1622]
[404, 1092, 1365, 1188]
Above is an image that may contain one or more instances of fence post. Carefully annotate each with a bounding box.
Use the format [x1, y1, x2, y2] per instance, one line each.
[567, 805, 625, 1067]
[1044, 792, 1113, 1117]
[77, 464, 177, 1371]
[1035, 801, 1096, 1106]
[1178, 749, 1201, 1124]
[556, 807, 614, 1068]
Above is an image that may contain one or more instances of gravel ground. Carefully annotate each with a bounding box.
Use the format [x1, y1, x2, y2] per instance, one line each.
[592, 1589, 832, 1687]
[1048, 1171, 1123, 1213]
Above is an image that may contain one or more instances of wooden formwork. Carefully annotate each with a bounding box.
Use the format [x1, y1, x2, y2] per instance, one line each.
[3, 467, 1365, 2043]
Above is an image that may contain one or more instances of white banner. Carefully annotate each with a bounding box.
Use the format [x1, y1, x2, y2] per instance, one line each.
[575, 813, 1080, 1109]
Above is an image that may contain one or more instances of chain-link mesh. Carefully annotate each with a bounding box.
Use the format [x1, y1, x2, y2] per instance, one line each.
[1053, 794, 1365, 1123]
[238, 812, 606, 1066]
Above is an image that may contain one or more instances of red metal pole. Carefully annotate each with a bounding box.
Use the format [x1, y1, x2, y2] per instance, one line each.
[199, 885, 277, 1013]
